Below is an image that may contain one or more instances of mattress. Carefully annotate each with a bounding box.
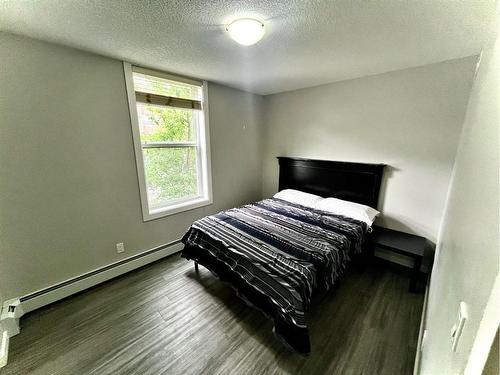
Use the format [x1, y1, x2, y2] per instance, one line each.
[181, 198, 368, 354]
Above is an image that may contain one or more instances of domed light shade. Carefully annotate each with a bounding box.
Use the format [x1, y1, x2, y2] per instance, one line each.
[226, 18, 265, 46]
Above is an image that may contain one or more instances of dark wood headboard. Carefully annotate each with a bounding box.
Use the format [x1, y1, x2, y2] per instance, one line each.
[277, 157, 386, 209]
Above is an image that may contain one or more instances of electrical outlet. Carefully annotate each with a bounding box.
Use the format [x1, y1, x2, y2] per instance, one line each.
[116, 242, 125, 253]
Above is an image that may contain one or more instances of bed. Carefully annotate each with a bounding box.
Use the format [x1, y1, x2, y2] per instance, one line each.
[181, 157, 385, 354]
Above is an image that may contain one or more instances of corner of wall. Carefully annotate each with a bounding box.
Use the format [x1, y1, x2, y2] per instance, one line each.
[418, 8, 500, 374]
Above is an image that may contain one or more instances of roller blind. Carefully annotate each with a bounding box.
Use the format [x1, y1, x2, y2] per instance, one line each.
[132, 67, 202, 111]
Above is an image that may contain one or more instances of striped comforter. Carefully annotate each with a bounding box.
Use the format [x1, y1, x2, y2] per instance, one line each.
[181, 198, 368, 354]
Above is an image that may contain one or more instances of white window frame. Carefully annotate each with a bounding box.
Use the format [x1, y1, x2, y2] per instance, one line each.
[123, 62, 213, 221]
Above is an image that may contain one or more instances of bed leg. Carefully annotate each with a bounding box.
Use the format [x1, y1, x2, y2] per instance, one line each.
[194, 261, 199, 274]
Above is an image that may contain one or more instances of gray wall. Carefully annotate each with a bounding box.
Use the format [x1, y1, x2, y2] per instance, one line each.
[262, 57, 477, 243]
[0, 32, 263, 299]
[420, 20, 499, 375]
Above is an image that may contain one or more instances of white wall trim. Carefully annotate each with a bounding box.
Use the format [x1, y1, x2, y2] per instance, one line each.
[20, 239, 183, 314]
[123, 61, 155, 221]
[122, 61, 213, 221]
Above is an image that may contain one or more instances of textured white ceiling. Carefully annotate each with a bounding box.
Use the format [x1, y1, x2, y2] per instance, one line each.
[0, 0, 495, 95]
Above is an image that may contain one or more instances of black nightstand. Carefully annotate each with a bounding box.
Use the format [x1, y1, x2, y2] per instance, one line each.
[368, 226, 428, 292]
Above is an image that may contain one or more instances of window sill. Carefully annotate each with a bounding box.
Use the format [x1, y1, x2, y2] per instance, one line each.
[143, 197, 212, 221]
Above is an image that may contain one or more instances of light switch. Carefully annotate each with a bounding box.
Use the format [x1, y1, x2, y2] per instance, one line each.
[451, 301, 468, 352]
[421, 329, 428, 351]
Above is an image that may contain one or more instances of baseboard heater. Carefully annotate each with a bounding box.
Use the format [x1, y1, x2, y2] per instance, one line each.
[19, 239, 184, 314]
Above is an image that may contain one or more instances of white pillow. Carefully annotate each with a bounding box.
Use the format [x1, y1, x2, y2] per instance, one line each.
[314, 197, 379, 226]
[273, 189, 323, 208]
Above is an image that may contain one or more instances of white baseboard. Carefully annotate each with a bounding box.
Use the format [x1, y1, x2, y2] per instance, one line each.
[21, 240, 183, 314]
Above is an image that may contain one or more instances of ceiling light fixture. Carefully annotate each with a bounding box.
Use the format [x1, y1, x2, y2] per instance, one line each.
[226, 18, 265, 46]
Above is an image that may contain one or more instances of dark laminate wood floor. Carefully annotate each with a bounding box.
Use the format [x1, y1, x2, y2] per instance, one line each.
[2, 255, 424, 375]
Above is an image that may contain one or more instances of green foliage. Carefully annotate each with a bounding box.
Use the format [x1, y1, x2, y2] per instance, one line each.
[144, 148, 198, 208]
[141, 106, 195, 143]
[141, 104, 199, 208]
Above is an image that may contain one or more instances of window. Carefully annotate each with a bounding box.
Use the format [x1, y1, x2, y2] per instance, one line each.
[124, 63, 212, 220]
